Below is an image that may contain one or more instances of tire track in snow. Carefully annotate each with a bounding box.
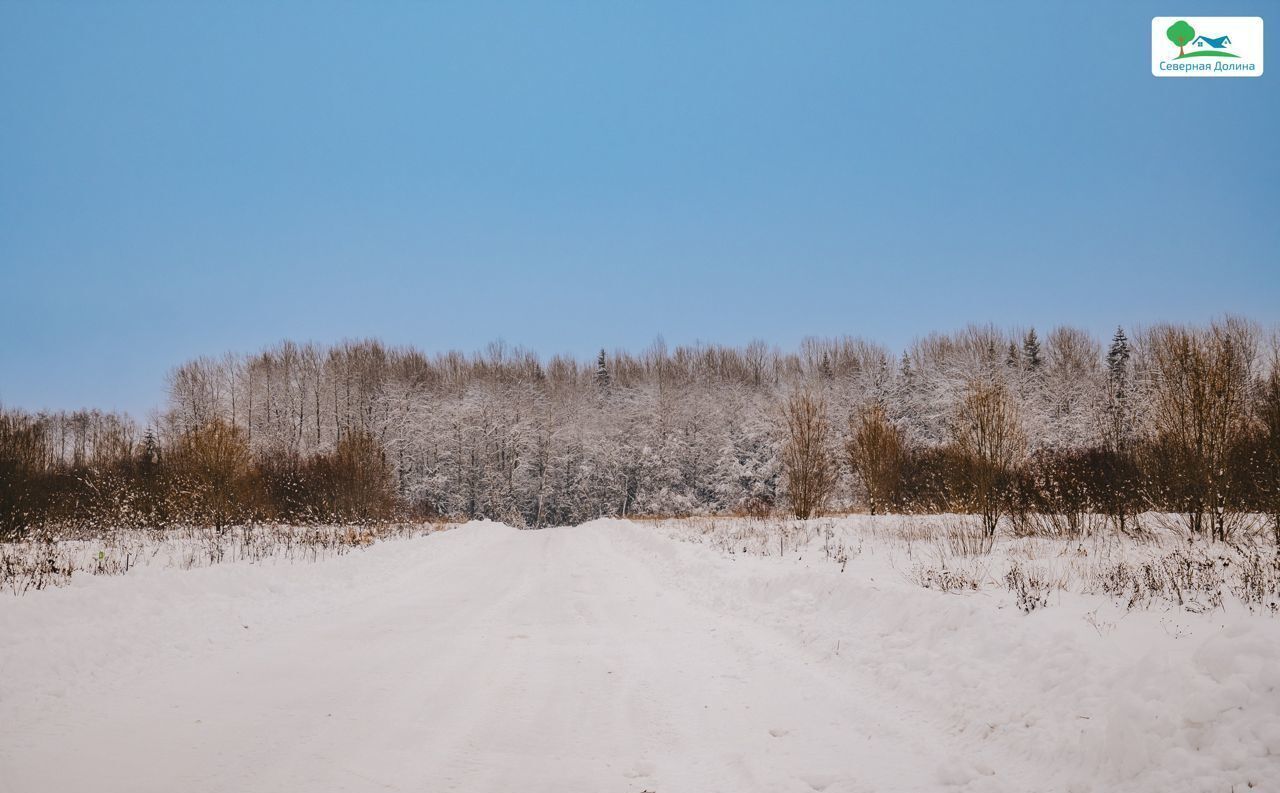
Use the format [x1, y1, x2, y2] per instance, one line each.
[5, 521, 1031, 792]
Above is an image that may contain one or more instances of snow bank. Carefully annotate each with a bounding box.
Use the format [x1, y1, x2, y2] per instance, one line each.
[0, 522, 503, 729]
[607, 517, 1280, 792]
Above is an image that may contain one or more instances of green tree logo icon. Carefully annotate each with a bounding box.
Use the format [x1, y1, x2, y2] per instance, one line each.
[1166, 20, 1196, 57]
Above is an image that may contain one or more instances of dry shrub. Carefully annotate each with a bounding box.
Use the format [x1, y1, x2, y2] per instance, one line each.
[1230, 549, 1280, 614]
[1091, 548, 1227, 612]
[781, 391, 835, 520]
[908, 562, 984, 593]
[0, 522, 447, 596]
[169, 418, 254, 532]
[741, 496, 775, 520]
[942, 517, 995, 556]
[1145, 318, 1256, 541]
[0, 543, 74, 594]
[950, 380, 1025, 536]
[847, 403, 906, 515]
[1005, 561, 1054, 613]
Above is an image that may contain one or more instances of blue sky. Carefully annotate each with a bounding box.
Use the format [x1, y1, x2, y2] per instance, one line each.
[1, 1, 1276, 417]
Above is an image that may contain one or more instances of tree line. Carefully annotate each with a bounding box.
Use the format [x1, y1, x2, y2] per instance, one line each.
[3, 318, 1279, 540]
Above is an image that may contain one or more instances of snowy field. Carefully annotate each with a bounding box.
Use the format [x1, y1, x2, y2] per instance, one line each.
[2, 518, 1278, 793]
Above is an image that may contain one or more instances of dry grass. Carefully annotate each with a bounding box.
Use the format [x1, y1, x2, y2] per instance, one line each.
[0, 521, 451, 595]
[653, 513, 1280, 615]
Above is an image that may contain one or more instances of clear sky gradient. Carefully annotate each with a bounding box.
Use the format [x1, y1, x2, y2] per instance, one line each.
[2, 1, 1277, 417]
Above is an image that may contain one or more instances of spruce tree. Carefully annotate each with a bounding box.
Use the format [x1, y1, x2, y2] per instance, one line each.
[873, 352, 891, 395]
[1022, 329, 1042, 370]
[1106, 326, 1130, 384]
[140, 427, 159, 466]
[594, 349, 611, 390]
[818, 352, 834, 380]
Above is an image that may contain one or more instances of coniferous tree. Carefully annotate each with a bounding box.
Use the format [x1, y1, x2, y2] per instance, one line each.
[1101, 327, 1133, 445]
[818, 352, 834, 380]
[1022, 329, 1043, 371]
[1106, 327, 1130, 388]
[594, 349, 611, 390]
[1093, 327, 1140, 532]
[140, 427, 160, 465]
[5, 319, 1279, 535]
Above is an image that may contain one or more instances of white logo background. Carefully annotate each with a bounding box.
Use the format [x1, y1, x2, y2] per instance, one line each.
[1151, 17, 1264, 77]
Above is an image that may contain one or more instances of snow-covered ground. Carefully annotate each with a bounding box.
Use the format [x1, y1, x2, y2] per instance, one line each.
[1, 518, 1277, 792]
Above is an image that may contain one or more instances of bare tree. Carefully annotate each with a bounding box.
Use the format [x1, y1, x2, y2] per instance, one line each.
[846, 403, 905, 515]
[1255, 336, 1280, 544]
[1146, 318, 1256, 541]
[782, 391, 835, 519]
[951, 380, 1024, 536]
[170, 419, 254, 532]
[0, 410, 49, 539]
[12, 320, 1280, 535]
[304, 429, 397, 522]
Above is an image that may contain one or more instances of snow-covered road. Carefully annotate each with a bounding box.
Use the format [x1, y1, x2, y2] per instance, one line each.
[2, 521, 1277, 792]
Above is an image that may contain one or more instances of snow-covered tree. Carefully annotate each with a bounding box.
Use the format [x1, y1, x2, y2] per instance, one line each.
[1022, 329, 1043, 371]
